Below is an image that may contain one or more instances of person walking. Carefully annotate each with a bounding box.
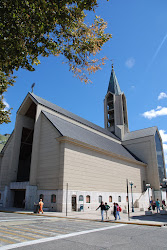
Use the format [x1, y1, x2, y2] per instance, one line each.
[116, 203, 121, 220]
[152, 200, 156, 211]
[104, 202, 110, 219]
[38, 199, 44, 214]
[156, 199, 160, 213]
[162, 200, 166, 210]
[113, 202, 117, 220]
[96, 201, 106, 221]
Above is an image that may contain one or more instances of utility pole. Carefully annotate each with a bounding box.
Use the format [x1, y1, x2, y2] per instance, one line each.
[66, 183, 68, 216]
[126, 179, 130, 221]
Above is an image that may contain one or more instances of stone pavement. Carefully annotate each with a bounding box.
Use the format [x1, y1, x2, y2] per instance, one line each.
[1, 207, 167, 227]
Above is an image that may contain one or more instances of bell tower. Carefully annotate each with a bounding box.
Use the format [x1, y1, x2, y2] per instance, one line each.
[104, 66, 129, 139]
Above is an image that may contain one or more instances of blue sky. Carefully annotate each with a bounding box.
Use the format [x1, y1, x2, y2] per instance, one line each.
[1, 0, 167, 171]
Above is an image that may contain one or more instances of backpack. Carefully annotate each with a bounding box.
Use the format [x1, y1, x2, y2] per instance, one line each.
[105, 205, 110, 211]
[119, 206, 122, 212]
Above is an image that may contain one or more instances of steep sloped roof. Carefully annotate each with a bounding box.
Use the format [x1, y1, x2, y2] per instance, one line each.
[108, 68, 122, 95]
[123, 127, 157, 141]
[29, 92, 120, 141]
[43, 111, 143, 163]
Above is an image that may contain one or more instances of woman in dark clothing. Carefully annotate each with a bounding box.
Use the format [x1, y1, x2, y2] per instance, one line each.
[113, 202, 117, 220]
[96, 201, 106, 221]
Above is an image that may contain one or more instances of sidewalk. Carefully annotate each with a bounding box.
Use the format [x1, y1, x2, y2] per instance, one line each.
[1, 207, 167, 227]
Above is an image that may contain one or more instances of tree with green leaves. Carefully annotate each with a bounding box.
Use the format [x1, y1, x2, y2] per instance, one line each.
[0, 0, 112, 124]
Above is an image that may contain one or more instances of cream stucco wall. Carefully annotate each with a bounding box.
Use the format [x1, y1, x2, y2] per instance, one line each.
[123, 136, 160, 190]
[62, 142, 147, 193]
[0, 134, 14, 189]
[35, 114, 64, 190]
[34, 114, 62, 189]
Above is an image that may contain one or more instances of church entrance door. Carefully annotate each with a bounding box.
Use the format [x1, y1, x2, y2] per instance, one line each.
[72, 195, 77, 211]
[14, 190, 25, 208]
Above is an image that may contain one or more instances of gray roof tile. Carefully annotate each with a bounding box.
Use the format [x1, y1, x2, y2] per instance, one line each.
[30, 92, 120, 141]
[123, 127, 157, 141]
[43, 111, 141, 162]
[108, 68, 122, 95]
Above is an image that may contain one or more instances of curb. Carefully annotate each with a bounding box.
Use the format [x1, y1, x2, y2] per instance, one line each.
[0, 210, 166, 227]
[110, 220, 166, 227]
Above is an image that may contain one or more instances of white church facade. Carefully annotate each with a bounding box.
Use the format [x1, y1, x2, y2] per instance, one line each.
[0, 68, 166, 212]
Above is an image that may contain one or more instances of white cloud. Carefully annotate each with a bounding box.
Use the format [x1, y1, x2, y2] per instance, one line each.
[131, 85, 135, 89]
[162, 143, 167, 164]
[163, 143, 167, 152]
[159, 130, 167, 143]
[142, 106, 167, 119]
[158, 92, 167, 100]
[3, 99, 10, 111]
[125, 57, 135, 69]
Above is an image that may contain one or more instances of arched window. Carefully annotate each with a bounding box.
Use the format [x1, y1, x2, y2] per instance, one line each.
[39, 194, 44, 201]
[79, 195, 83, 201]
[99, 195, 102, 203]
[86, 195, 90, 203]
[118, 196, 121, 202]
[109, 196, 112, 202]
[51, 194, 56, 203]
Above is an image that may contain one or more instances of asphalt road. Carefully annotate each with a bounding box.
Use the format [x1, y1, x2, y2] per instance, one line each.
[0, 212, 167, 250]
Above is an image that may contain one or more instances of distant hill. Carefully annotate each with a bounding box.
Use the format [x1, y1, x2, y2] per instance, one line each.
[0, 134, 10, 152]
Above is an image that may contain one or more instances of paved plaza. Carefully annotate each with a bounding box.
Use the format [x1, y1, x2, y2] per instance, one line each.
[0, 210, 167, 249]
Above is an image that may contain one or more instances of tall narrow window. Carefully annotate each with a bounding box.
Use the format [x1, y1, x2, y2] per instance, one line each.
[51, 194, 56, 203]
[79, 195, 83, 201]
[99, 195, 102, 203]
[17, 128, 34, 182]
[118, 196, 121, 202]
[155, 131, 166, 184]
[109, 196, 112, 202]
[86, 195, 90, 203]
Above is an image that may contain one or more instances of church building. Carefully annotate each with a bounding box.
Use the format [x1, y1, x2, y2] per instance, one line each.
[0, 68, 166, 212]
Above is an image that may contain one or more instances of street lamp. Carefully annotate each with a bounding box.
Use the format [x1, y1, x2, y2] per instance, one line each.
[146, 184, 151, 208]
[129, 181, 134, 212]
[160, 185, 162, 204]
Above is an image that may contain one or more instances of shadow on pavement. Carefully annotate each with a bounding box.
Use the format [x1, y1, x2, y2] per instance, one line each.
[131, 213, 167, 223]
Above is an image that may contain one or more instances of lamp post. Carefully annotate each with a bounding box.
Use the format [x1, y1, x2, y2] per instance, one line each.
[66, 183, 68, 216]
[163, 178, 167, 202]
[129, 181, 134, 212]
[146, 184, 151, 208]
[160, 185, 162, 204]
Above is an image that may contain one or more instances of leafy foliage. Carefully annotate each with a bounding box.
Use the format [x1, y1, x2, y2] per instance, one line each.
[0, 0, 112, 123]
[0, 133, 10, 151]
[0, 72, 15, 124]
